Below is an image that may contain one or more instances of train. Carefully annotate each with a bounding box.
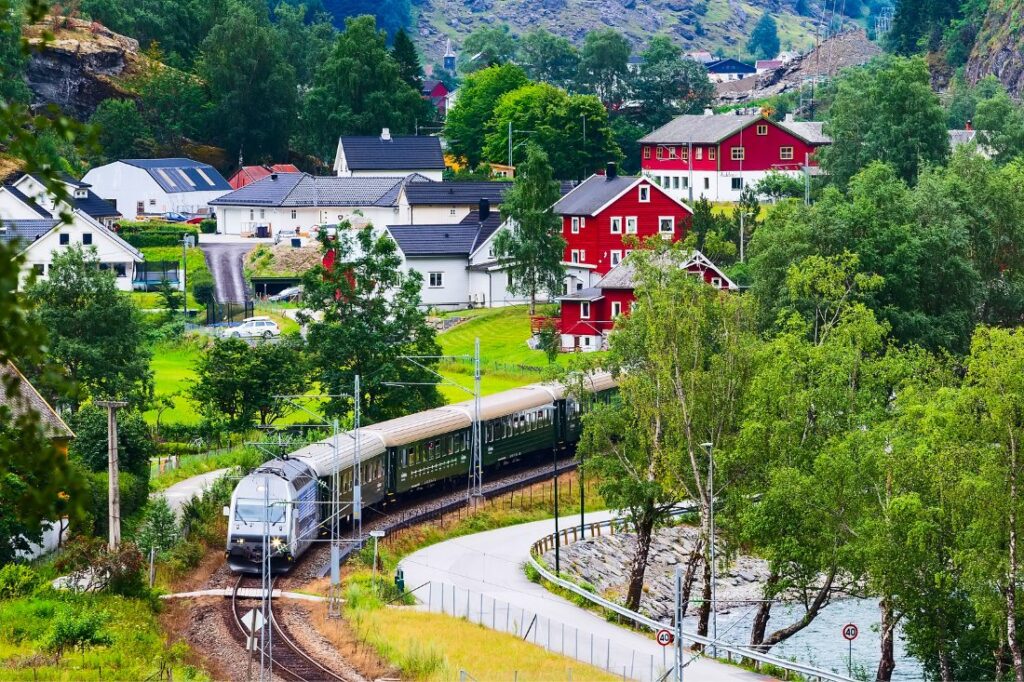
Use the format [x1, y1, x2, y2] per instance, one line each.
[225, 373, 617, 573]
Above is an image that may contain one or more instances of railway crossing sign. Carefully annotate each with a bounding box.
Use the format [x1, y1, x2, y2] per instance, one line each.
[842, 623, 858, 641]
[656, 629, 674, 646]
[241, 608, 265, 632]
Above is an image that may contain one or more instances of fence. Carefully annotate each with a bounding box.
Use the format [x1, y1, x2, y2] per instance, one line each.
[421, 580, 668, 682]
[205, 301, 254, 326]
[438, 357, 547, 377]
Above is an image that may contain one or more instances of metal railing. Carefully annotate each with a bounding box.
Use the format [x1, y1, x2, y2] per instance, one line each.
[528, 517, 853, 682]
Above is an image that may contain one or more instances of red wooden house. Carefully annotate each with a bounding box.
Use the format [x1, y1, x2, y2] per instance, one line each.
[556, 250, 737, 351]
[228, 164, 301, 190]
[553, 164, 693, 294]
[422, 79, 450, 118]
[639, 111, 830, 203]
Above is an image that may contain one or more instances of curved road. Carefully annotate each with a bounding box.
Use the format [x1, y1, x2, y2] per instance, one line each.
[400, 511, 771, 682]
[200, 243, 253, 304]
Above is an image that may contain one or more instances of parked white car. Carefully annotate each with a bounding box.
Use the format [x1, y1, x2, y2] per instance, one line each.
[222, 316, 281, 340]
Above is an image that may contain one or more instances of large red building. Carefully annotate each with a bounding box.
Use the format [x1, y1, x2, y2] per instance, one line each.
[557, 251, 737, 351]
[639, 111, 830, 203]
[553, 165, 693, 293]
[228, 164, 301, 190]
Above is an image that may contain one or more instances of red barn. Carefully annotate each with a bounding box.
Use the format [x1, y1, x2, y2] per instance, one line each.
[228, 164, 301, 190]
[422, 79, 450, 118]
[553, 164, 693, 294]
[639, 111, 830, 202]
[557, 251, 737, 351]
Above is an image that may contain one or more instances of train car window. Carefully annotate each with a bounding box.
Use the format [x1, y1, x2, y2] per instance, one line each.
[400, 447, 407, 467]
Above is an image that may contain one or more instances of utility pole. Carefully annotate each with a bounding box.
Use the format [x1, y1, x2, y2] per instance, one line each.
[702, 442, 717, 659]
[470, 338, 482, 501]
[687, 138, 694, 204]
[96, 400, 128, 550]
[353, 373, 362, 539]
[804, 151, 811, 206]
[674, 566, 684, 682]
[553, 440, 560, 574]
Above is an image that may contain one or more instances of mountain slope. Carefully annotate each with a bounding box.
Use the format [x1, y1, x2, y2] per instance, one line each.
[412, 0, 849, 64]
[966, 0, 1024, 96]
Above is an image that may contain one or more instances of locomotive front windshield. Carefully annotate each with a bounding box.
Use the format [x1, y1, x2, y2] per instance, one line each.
[234, 504, 286, 524]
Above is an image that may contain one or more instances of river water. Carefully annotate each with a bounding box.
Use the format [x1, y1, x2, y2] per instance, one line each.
[681, 597, 925, 680]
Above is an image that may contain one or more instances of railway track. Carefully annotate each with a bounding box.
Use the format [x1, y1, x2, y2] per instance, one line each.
[229, 574, 347, 682]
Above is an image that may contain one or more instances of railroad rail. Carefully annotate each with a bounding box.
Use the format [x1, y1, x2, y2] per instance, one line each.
[230, 574, 347, 682]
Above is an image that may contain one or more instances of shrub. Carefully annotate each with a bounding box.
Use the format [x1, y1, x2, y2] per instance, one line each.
[199, 219, 217, 234]
[53, 537, 147, 597]
[136, 498, 179, 556]
[191, 276, 216, 308]
[125, 231, 199, 248]
[44, 606, 112, 662]
[0, 564, 41, 599]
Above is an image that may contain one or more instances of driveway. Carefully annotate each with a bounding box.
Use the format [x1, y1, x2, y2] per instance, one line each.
[153, 467, 233, 519]
[201, 243, 253, 303]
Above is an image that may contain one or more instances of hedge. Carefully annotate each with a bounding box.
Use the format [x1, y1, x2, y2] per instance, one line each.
[124, 231, 200, 248]
[199, 219, 217, 234]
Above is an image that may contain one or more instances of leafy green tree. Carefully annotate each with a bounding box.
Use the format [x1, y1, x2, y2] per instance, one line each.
[458, 24, 517, 73]
[26, 246, 152, 407]
[821, 56, 949, 187]
[136, 497, 179, 556]
[517, 28, 579, 90]
[754, 171, 805, 201]
[627, 45, 713, 130]
[536, 318, 561, 364]
[69, 405, 154, 478]
[88, 100, 156, 165]
[579, 28, 631, 103]
[391, 27, 423, 91]
[300, 15, 428, 159]
[44, 607, 112, 662]
[974, 90, 1024, 163]
[493, 144, 565, 315]
[886, 0, 962, 55]
[301, 224, 442, 422]
[444, 64, 529, 168]
[134, 51, 211, 147]
[156, 279, 184, 320]
[199, 2, 297, 161]
[482, 83, 620, 179]
[0, 0, 28, 104]
[273, 4, 336, 86]
[324, 0, 411, 37]
[747, 13, 780, 59]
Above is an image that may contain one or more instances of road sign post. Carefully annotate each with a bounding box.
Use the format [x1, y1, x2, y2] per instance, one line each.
[842, 623, 858, 677]
[656, 629, 674, 646]
[370, 530, 385, 592]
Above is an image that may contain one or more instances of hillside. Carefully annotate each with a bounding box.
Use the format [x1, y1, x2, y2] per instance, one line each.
[412, 0, 855, 64]
[966, 0, 1024, 96]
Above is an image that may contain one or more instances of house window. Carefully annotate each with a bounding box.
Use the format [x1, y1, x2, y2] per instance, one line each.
[757, 124, 769, 136]
[136, 201, 144, 215]
[731, 147, 745, 161]
[611, 301, 622, 317]
[672, 177, 680, 190]
[711, 277, 723, 288]
[59, 233, 69, 245]
[643, 146, 651, 159]
[625, 217, 638, 234]
[149, 199, 156, 206]
[291, 210, 297, 219]
[580, 302, 590, 319]
[682, 177, 689, 188]
[580, 249, 586, 261]
[33, 263, 44, 276]
[428, 272, 444, 288]
[638, 185, 650, 202]
[610, 217, 622, 234]
[112, 263, 127, 278]
[259, 209, 265, 219]
[571, 217, 580, 234]
[82, 233, 92, 245]
[780, 146, 794, 161]
[732, 178, 744, 191]
[709, 148, 717, 161]
[696, 147, 703, 160]
[610, 250, 622, 266]
[659, 217, 674, 234]
[450, 208, 457, 215]
[583, 336, 592, 347]
[250, 209, 254, 220]
[681, 147, 689, 162]
[576, 282, 583, 291]
[656, 146, 664, 160]
[571, 250, 580, 263]
[668, 146, 677, 159]
[704, 178, 710, 190]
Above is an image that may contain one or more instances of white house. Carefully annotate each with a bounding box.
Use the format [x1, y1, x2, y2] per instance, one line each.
[209, 172, 433, 236]
[396, 181, 512, 225]
[1, 210, 144, 291]
[8, 173, 121, 227]
[81, 158, 232, 218]
[333, 129, 446, 181]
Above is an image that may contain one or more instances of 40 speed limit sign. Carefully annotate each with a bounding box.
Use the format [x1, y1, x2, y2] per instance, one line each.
[656, 629, 674, 646]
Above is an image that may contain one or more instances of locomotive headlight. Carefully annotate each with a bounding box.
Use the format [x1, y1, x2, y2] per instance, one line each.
[235, 538, 245, 544]
[271, 537, 284, 549]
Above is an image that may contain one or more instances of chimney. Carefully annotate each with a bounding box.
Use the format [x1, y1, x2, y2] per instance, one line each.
[784, 113, 795, 123]
[966, 119, 973, 131]
[606, 162, 617, 180]
[380, 128, 392, 141]
[479, 198, 490, 223]
[703, 108, 714, 117]
[270, 173, 278, 181]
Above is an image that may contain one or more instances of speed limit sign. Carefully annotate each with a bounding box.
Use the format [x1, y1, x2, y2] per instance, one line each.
[656, 629, 674, 646]
[842, 623, 859, 641]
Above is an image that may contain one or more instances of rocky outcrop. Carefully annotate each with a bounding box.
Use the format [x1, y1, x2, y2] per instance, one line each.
[966, 0, 1024, 97]
[24, 18, 142, 119]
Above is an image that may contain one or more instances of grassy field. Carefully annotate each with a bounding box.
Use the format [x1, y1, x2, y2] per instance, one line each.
[145, 341, 201, 426]
[132, 246, 211, 310]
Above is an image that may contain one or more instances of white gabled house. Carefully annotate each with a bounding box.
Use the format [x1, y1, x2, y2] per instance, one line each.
[9, 173, 122, 227]
[81, 158, 232, 218]
[333, 129, 446, 181]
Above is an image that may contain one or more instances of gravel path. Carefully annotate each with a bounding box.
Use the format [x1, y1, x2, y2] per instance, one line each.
[201, 243, 253, 303]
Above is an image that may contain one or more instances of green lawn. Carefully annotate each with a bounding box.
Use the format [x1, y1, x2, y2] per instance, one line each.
[144, 342, 200, 426]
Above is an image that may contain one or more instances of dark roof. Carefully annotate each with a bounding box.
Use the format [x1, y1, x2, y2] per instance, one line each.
[422, 79, 447, 95]
[403, 181, 512, 206]
[120, 158, 232, 193]
[3, 185, 51, 218]
[210, 173, 423, 208]
[707, 58, 756, 74]
[552, 174, 638, 216]
[0, 362, 73, 440]
[58, 172, 89, 189]
[558, 287, 603, 302]
[0, 219, 59, 246]
[640, 113, 760, 144]
[339, 136, 445, 171]
[72, 190, 120, 218]
[387, 210, 503, 258]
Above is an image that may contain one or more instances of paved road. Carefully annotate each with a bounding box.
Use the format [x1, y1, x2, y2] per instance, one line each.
[400, 511, 771, 682]
[200, 243, 253, 303]
[153, 467, 232, 519]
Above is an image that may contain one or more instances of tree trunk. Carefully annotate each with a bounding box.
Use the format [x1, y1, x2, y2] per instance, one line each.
[695, 548, 712, 650]
[760, 568, 836, 649]
[938, 644, 953, 682]
[625, 514, 655, 612]
[875, 598, 896, 681]
[529, 290, 536, 316]
[679, 536, 704, 621]
[1009, 433, 1024, 682]
[997, 632, 1007, 681]
[750, 570, 780, 649]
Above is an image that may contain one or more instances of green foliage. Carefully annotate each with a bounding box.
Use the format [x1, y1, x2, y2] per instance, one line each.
[493, 144, 565, 314]
[444, 64, 529, 168]
[87, 100, 155, 165]
[134, 55, 211, 146]
[273, 2, 336, 86]
[391, 27, 422, 90]
[459, 24, 517, 73]
[0, 564, 41, 600]
[44, 607, 112, 662]
[198, 219, 217, 234]
[135, 497, 179, 556]
[301, 224, 443, 422]
[755, 171, 805, 201]
[0, 0, 28, 104]
[517, 28, 579, 90]
[627, 39, 713, 130]
[747, 13, 781, 59]
[123, 231, 194, 248]
[536, 318, 561, 364]
[579, 28, 631, 103]
[69, 405, 154, 477]
[156, 279, 184, 317]
[53, 536, 147, 597]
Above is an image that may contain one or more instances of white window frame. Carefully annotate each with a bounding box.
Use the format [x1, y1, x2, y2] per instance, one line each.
[757, 124, 769, 136]
[668, 146, 677, 159]
[450, 208, 457, 215]
[708, 148, 717, 161]
[643, 146, 651, 159]
[610, 217, 622, 234]
[611, 301, 622, 317]
[571, 250, 580, 263]
[610, 250, 622, 266]
[625, 217, 638, 234]
[711, 277, 723, 288]
[672, 177, 680, 190]
[659, 216, 674, 234]
[571, 217, 580, 234]
[696, 147, 703, 160]
[580, 249, 586, 262]
[580, 302, 590, 319]
[731, 147, 745, 161]
[428, 272, 444, 288]
[731, 178, 744, 191]
[638, 185, 650, 203]
[656, 146, 664, 160]
[780, 146, 794, 161]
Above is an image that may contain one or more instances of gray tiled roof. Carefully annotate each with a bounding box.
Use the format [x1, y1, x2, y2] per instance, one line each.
[707, 58, 756, 74]
[639, 114, 760, 144]
[0, 362, 73, 439]
[552, 174, 637, 216]
[0, 219, 59, 246]
[339, 136, 445, 171]
[558, 287, 603, 302]
[403, 181, 512, 206]
[210, 173, 417, 208]
[778, 120, 831, 145]
[387, 210, 504, 257]
[121, 158, 231, 193]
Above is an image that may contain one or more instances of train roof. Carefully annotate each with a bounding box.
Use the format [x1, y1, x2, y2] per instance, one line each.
[289, 430, 388, 479]
[446, 384, 560, 421]
[362, 408, 471, 447]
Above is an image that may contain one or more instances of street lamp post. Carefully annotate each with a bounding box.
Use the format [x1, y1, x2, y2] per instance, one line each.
[701, 441, 717, 658]
[507, 122, 536, 167]
[739, 210, 754, 263]
[369, 530, 385, 593]
[553, 440, 560, 574]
